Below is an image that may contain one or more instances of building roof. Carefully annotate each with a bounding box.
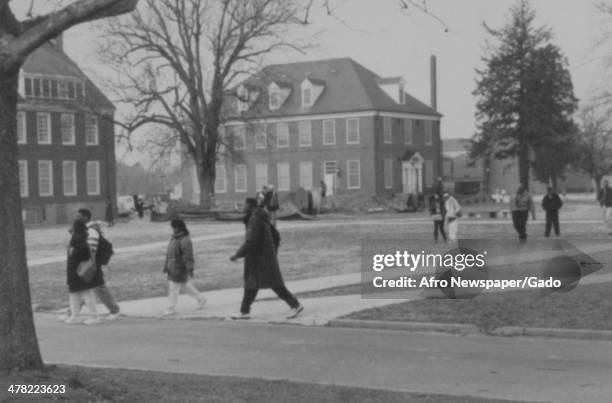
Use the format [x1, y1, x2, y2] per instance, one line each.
[21, 42, 114, 110]
[233, 57, 440, 118]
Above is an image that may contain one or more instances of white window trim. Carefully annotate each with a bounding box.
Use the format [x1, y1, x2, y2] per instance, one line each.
[215, 164, 227, 193]
[85, 115, 99, 146]
[86, 161, 100, 196]
[299, 161, 313, 190]
[17, 111, 27, 144]
[302, 87, 313, 107]
[36, 112, 51, 145]
[234, 125, 246, 150]
[62, 160, 77, 196]
[404, 119, 413, 145]
[19, 160, 28, 197]
[255, 124, 267, 149]
[276, 122, 289, 148]
[299, 121, 312, 147]
[277, 162, 290, 191]
[234, 164, 247, 193]
[347, 159, 361, 189]
[384, 159, 393, 189]
[61, 113, 76, 145]
[323, 119, 336, 145]
[346, 118, 360, 145]
[38, 160, 53, 197]
[383, 117, 392, 144]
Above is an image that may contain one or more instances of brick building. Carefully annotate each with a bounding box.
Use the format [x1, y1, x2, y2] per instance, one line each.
[17, 37, 116, 224]
[182, 57, 442, 205]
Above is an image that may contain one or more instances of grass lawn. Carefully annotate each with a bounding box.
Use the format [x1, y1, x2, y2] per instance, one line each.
[0, 365, 534, 403]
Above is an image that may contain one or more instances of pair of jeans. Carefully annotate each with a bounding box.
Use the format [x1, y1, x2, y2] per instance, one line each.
[240, 286, 299, 314]
[69, 289, 97, 319]
[545, 210, 560, 237]
[167, 280, 202, 310]
[512, 210, 529, 240]
[94, 284, 120, 314]
[433, 220, 446, 241]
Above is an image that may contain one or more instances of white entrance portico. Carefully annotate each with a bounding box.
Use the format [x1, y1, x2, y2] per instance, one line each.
[402, 151, 424, 194]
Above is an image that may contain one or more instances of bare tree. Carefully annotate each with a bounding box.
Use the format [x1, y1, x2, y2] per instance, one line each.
[574, 104, 612, 195]
[0, 0, 138, 372]
[99, 0, 447, 210]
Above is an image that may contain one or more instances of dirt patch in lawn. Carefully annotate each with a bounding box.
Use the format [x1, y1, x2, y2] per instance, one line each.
[0, 365, 534, 403]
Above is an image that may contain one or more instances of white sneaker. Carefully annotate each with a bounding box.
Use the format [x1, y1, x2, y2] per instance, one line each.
[84, 317, 101, 325]
[64, 316, 82, 324]
[105, 312, 121, 321]
[286, 305, 304, 319]
[197, 297, 207, 310]
[162, 309, 177, 316]
[231, 313, 250, 320]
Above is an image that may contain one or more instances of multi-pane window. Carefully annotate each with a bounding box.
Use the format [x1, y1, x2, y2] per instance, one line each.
[233, 125, 246, 150]
[24, 78, 32, 96]
[17, 111, 26, 144]
[276, 122, 289, 148]
[62, 160, 77, 196]
[425, 120, 433, 145]
[299, 121, 311, 147]
[19, 160, 28, 197]
[346, 118, 359, 144]
[324, 160, 337, 175]
[404, 119, 413, 144]
[86, 161, 100, 195]
[38, 160, 53, 196]
[33, 78, 41, 97]
[215, 165, 227, 193]
[255, 163, 268, 189]
[85, 115, 99, 145]
[384, 159, 393, 189]
[299, 161, 312, 190]
[323, 119, 335, 145]
[302, 88, 312, 106]
[234, 164, 247, 192]
[277, 162, 290, 191]
[269, 90, 280, 110]
[36, 113, 51, 144]
[347, 159, 361, 189]
[383, 117, 392, 144]
[255, 124, 267, 149]
[61, 113, 75, 145]
[24, 76, 83, 100]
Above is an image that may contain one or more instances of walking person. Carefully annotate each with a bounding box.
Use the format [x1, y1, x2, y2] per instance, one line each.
[105, 197, 114, 227]
[162, 218, 207, 316]
[262, 184, 280, 226]
[76, 208, 121, 320]
[429, 193, 447, 243]
[443, 192, 461, 241]
[230, 198, 303, 320]
[542, 187, 563, 237]
[509, 185, 536, 242]
[65, 220, 103, 324]
[598, 179, 612, 235]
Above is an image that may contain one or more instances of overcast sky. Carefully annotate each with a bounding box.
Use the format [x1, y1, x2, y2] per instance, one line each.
[13, 0, 611, 163]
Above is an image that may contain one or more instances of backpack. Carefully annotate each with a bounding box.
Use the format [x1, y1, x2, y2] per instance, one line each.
[96, 235, 114, 265]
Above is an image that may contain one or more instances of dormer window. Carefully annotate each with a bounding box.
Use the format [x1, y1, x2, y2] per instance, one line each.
[302, 88, 312, 106]
[300, 78, 325, 107]
[236, 85, 249, 113]
[23, 75, 85, 100]
[269, 90, 280, 109]
[267, 81, 291, 110]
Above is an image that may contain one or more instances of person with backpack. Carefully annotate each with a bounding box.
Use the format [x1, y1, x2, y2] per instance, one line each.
[162, 218, 207, 316]
[65, 220, 104, 324]
[229, 197, 302, 320]
[509, 184, 536, 242]
[76, 208, 121, 320]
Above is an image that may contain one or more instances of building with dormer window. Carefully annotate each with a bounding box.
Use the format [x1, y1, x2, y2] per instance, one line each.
[16, 36, 116, 224]
[182, 57, 442, 204]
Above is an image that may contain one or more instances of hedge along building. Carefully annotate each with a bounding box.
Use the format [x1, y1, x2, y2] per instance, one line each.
[181, 57, 442, 206]
[16, 35, 116, 224]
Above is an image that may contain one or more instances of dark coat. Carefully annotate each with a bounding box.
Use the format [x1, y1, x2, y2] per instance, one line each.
[541, 193, 563, 212]
[428, 196, 446, 218]
[66, 235, 104, 293]
[599, 186, 612, 207]
[163, 232, 194, 283]
[235, 207, 284, 290]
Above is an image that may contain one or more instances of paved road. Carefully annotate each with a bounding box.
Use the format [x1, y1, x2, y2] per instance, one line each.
[36, 314, 612, 403]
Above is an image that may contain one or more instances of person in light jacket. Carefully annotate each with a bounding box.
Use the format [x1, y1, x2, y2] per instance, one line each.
[510, 184, 536, 242]
[443, 192, 461, 241]
[162, 218, 206, 316]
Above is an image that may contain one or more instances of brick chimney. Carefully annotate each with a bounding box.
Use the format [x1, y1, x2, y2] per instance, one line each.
[430, 55, 437, 111]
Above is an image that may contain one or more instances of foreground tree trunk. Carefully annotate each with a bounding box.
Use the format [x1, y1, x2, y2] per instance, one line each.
[0, 65, 44, 371]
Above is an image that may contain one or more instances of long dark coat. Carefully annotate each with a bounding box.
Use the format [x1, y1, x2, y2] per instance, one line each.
[66, 235, 104, 293]
[163, 231, 194, 283]
[235, 207, 284, 290]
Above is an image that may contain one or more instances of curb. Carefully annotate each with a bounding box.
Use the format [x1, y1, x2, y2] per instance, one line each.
[327, 319, 479, 335]
[490, 326, 612, 341]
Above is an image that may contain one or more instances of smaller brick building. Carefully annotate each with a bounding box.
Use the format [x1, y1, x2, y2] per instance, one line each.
[17, 37, 116, 224]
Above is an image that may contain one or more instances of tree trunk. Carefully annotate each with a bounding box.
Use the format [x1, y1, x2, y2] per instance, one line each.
[594, 175, 603, 200]
[197, 164, 215, 211]
[550, 172, 558, 190]
[518, 139, 530, 190]
[0, 65, 44, 371]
